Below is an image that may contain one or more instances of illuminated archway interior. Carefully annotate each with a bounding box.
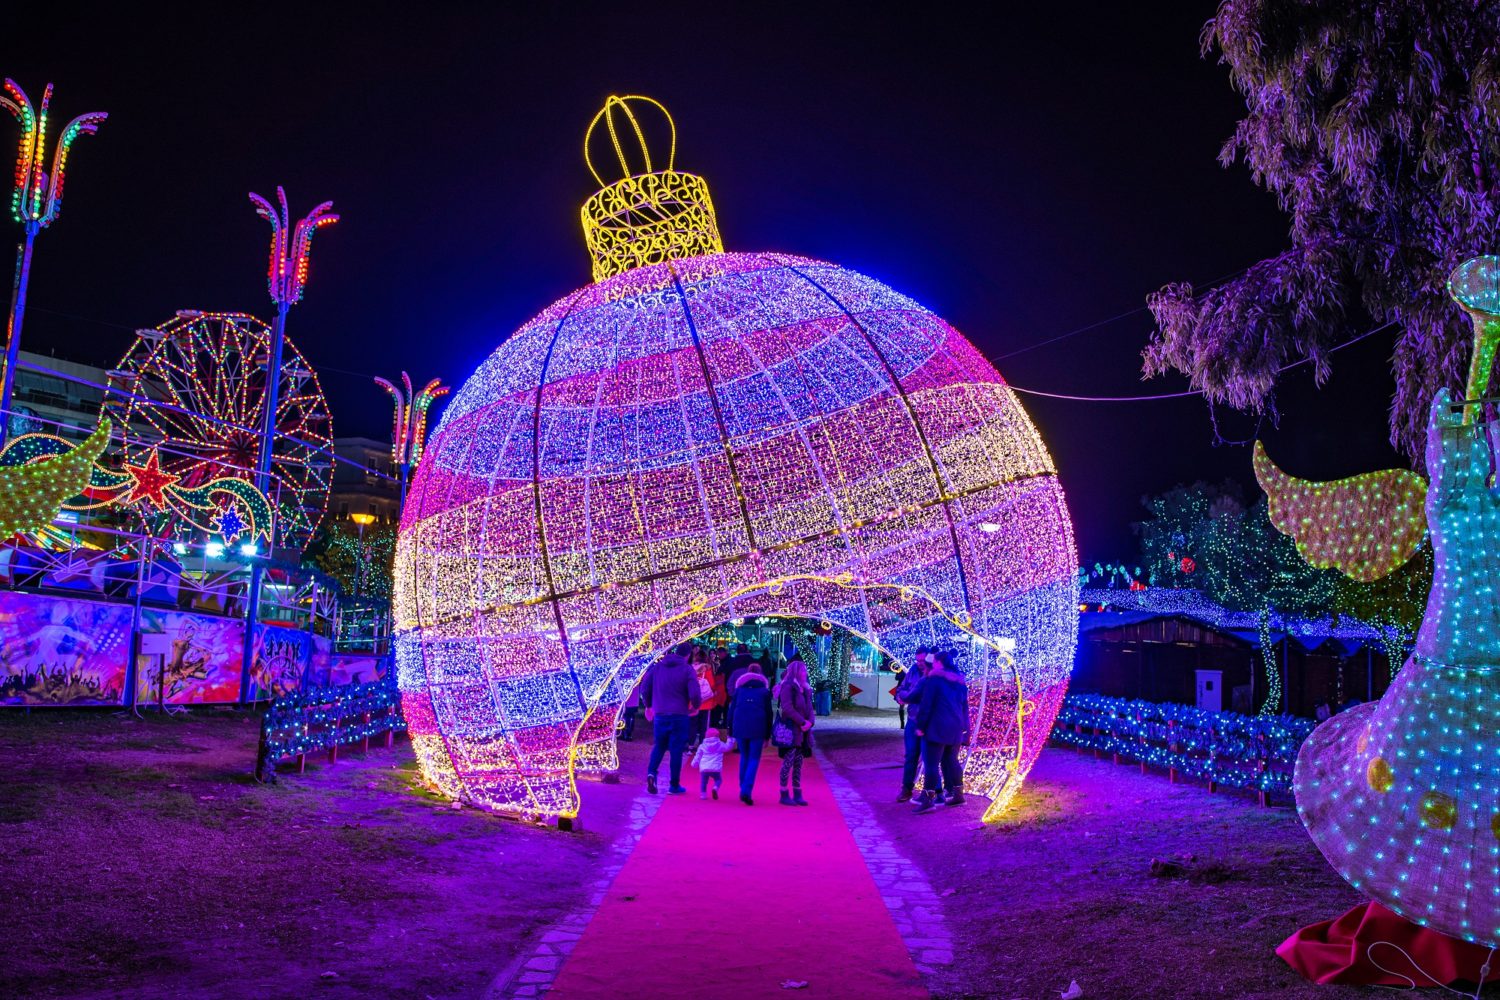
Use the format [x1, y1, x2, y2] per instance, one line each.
[392, 97, 1078, 823]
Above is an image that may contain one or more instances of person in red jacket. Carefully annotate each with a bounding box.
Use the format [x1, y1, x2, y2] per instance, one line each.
[775, 659, 815, 806]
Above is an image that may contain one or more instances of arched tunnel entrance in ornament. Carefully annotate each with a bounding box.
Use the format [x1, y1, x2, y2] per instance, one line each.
[596, 603, 988, 800]
[399, 573, 1071, 826]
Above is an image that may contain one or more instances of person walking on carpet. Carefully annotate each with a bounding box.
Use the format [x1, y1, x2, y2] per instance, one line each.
[728, 662, 773, 805]
[690, 727, 735, 799]
[710, 647, 731, 728]
[725, 644, 753, 689]
[913, 650, 969, 814]
[775, 659, 815, 807]
[640, 643, 701, 795]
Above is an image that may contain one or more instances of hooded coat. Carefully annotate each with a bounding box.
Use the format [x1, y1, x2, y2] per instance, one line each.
[729, 672, 773, 742]
[914, 667, 970, 746]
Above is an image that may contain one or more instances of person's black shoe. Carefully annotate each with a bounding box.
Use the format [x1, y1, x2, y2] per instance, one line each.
[943, 782, 966, 806]
[646, 774, 657, 794]
[740, 793, 753, 805]
[913, 790, 939, 815]
[668, 785, 688, 795]
[711, 788, 719, 800]
[779, 790, 795, 806]
[792, 790, 809, 806]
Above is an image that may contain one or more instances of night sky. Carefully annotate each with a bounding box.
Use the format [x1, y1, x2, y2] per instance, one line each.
[5, 3, 1405, 561]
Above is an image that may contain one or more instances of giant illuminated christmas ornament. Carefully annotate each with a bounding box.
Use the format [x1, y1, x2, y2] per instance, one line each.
[393, 96, 1078, 823]
[1264, 255, 1500, 947]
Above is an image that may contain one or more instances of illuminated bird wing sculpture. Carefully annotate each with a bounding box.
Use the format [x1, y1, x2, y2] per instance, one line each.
[1252, 440, 1427, 583]
[0, 418, 110, 538]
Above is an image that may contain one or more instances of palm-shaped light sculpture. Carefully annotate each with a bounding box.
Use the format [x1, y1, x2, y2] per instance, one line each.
[245, 187, 337, 507]
[374, 371, 449, 513]
[0, 79, 107, 440]
[240, 187, 337, 698]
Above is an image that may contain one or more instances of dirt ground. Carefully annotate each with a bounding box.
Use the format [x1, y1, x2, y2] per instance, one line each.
[8, 708, 1493, 1000]
[816, 717, 1495, 1000]
[1, 709, 641, 1000]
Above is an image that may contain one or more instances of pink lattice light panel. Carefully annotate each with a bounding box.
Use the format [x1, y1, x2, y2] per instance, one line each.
[394, 252, 1077, 819]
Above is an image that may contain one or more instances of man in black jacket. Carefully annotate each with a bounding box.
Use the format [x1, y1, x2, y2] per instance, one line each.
[640, 643, 701, 795]
[913, 650, 970, 814]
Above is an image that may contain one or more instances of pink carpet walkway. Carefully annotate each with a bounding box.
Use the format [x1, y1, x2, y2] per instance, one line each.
[548, 749, 928, 999]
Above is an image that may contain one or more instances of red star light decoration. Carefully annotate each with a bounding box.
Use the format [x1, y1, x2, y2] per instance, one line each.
[123, 449, 180, 507]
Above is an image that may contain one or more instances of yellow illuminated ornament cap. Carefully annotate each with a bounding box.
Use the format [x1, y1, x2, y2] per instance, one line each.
[580, 95, 724, 282]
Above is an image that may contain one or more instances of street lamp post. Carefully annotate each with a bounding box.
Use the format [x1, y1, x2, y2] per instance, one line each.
[0, 80, 107, 442]
[349, 511, 375, 597]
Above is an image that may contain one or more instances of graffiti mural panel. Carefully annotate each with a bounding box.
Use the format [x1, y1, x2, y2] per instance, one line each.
[136, 611, 245, 705]
[0, 592, 131, 706]
[248, 625, 314, 701]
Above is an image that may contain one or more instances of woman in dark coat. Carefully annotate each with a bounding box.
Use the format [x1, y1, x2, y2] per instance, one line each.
[912, 650, 969, 813]
[729, 663, 773, 805]
[775, 659, 815, 807]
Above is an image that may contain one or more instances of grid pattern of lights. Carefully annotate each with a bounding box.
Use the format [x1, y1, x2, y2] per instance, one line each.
[394, 250, 1079, 820]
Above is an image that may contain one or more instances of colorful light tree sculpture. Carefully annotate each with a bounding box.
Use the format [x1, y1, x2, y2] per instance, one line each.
[374, 371, 449, 511]
[1268, 255, 1500, 948]
[393, 96, 1079, 823]
[0, 79, 107, 440]
[247, 188, 337, 506]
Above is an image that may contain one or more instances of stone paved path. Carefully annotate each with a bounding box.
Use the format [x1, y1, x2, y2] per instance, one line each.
[818, 747, 955, 976]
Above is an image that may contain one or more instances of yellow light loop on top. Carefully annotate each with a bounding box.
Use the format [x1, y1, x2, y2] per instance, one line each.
[580, 95, 723, 282]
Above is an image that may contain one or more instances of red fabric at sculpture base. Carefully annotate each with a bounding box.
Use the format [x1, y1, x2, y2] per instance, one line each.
[1278, 901, 1500, 986]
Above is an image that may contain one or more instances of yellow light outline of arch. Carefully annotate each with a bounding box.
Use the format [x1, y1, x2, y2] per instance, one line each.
[560, 572, 1036, 824]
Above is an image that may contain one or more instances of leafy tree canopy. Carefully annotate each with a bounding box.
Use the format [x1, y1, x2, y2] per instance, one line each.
[1144, 1, 1500, 459]
[1134, 480, 1339, 614]
[304, 520, 397, 602]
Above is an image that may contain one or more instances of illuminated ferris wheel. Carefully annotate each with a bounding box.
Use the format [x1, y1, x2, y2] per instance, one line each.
[106, 311, 334, 553]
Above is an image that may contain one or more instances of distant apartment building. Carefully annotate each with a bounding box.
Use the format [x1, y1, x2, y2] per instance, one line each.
[329, 437, 402, 524]
[9, 350, 110, 441]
